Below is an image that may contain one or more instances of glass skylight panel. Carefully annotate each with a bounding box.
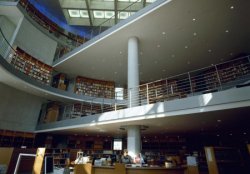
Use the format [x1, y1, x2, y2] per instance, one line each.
[80, 10, 89, 18]
[118, 0, 130, 2]
[130, 0, 141, 2]
[93, 10, 105, 18]
[105, 11, 115, 18]
[68, 9, 80, 18]
[118, 11, 129, 19]
[146, 0, 156, 3]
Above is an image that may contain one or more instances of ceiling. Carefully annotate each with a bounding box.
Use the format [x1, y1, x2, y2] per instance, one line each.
[54, 0, 250, 86]
[43, 106, 250, 138]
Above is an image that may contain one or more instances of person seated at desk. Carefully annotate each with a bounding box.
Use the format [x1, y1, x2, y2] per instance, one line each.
[121, 149, 133, 164]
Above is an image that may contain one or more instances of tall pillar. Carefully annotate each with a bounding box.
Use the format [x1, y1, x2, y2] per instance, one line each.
[127, 125, 141, 159]
[128, 37, 139, 107]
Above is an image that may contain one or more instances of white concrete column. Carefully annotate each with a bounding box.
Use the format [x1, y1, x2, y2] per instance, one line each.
[127, 125, 141, 159]
[128, 37, 139, 107]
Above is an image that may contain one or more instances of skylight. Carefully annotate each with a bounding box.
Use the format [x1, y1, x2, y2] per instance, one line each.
[93, 10, 105, 18]
[146, 0, 156, 3]
[68, 9, 80, 18]
[80, 10, 89, 18]
[105, 11, 115, 18]
[118, 11, 129, 19]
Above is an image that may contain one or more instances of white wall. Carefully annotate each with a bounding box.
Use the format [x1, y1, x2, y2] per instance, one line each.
[14, 18, 57, 65]
[0, 15, 15, 58]
[0, 82, 45, 131]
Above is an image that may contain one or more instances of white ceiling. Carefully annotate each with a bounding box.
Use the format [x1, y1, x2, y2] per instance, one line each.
[54, 0, 250, 86]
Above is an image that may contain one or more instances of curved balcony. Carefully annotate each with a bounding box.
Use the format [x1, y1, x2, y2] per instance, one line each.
[1, 27, 250, 126]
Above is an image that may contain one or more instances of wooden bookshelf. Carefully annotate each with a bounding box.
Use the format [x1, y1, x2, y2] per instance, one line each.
[75, 76, 115, 99]
[11, 47, 52, 85]
[0, 129, 35, 148]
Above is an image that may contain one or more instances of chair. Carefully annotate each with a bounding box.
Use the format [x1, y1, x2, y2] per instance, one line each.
[74, 163, 92, 174]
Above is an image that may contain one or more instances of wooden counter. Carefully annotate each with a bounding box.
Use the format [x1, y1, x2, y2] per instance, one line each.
[92, 165, 187, 174]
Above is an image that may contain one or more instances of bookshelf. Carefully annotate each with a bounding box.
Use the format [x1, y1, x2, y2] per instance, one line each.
[217, 58, 250, 84]
[75, 76, 115, 99]
[11, 47, 52, 85]
[45, 148, 69, 167]
[0, 129, 35, 148]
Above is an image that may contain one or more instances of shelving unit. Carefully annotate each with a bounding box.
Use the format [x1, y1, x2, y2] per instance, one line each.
[11, 47, 52, 85]
[45, 148, 69, 167]
[0, 129, 35, 148]
[75, 76, 115, 99]
[217, 58, 250, 84]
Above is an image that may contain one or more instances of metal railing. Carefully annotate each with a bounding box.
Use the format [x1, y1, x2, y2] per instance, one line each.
[39, 55, 250, 124]
[17, 0, 151, 61]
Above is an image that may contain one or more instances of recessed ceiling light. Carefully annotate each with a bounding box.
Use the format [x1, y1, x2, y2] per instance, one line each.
[225, 30, 229, 33]
[162, 32, 166, 35]
[193, 32, 197, 36]
[119, 51, 122, 54]
[192, 18, 196, 21]
[217, 134, 220, 137]
[217, 119, 221, 122]
[229, 133, 233, 136]
[187, 61, 190, 65]
[157, 44, 160, 48]
[243, 132, 247, 135]
[230, 6, 234, 10]
[185, 46, 188, 49]
[114, 72, 117, 74]
[208, 49, 212, 53]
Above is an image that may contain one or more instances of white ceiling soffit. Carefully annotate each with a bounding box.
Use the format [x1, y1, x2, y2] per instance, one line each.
[54, 0, 250, 86]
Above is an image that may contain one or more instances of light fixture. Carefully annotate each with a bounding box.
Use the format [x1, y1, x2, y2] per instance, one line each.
[217, 134, 220, 137]
[217, 119, 221, 122]
[157, 44, 160, 48]
[162, 31, 166, 35]
[208, 49, 212, 53]
[230, 6, 234, 10]
[225, 30, 229, 33]
[192, 18, 196, 21]
[185, 45, 188, 49]
[68, 9, 80, 18]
